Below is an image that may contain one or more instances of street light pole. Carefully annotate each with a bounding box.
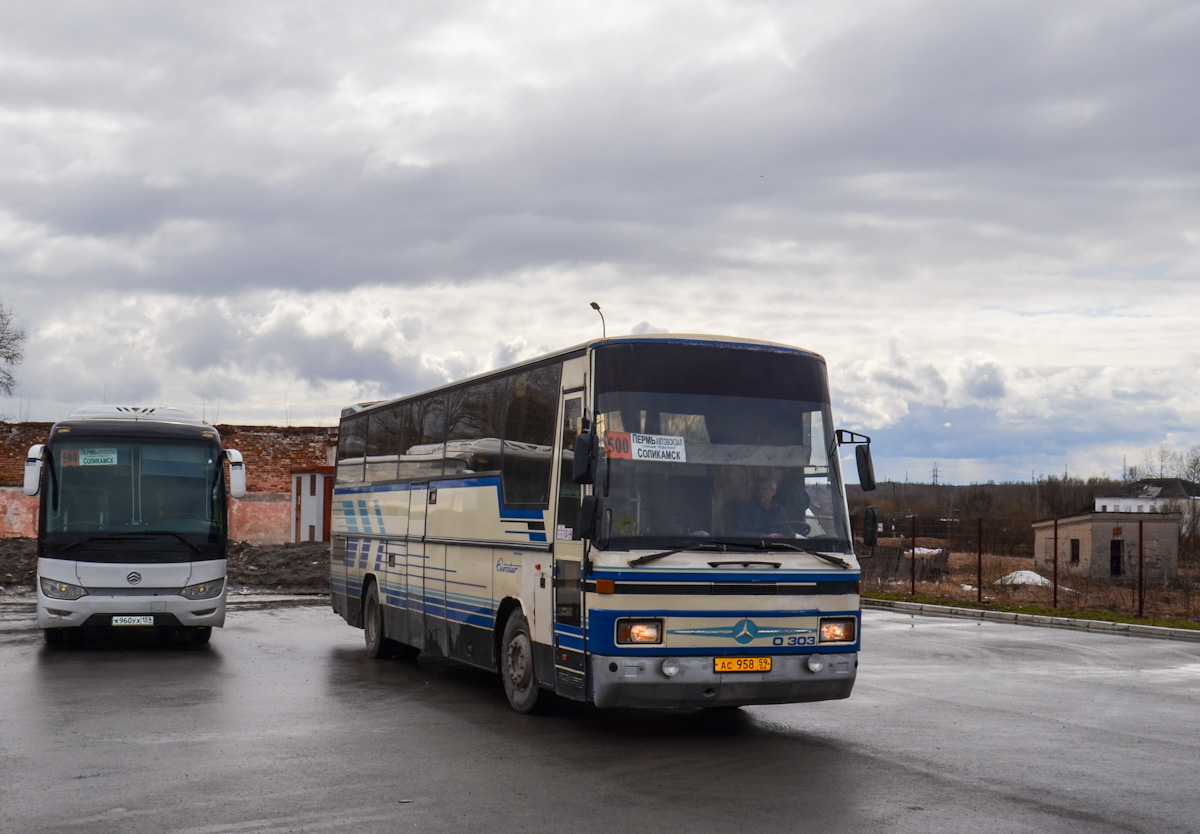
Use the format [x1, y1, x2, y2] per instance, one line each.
[590, 301, 606, 338]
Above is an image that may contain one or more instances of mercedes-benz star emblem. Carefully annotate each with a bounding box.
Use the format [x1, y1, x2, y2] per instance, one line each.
[126, 571, 142, 585]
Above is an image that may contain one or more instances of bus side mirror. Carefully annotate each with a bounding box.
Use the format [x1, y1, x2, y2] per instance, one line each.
[573, 432, 598, 485]
[577, 495, 599, 539]
[862, 506, 879, 550]
[23, 444, 45, 497]
[226, 449, 247, 499]
[856, 445, 877, 492]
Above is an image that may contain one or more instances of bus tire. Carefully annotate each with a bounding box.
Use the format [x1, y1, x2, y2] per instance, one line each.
[363, 582, 394, 659]
[501, 611, 547, 714]
[190, 627, 212, 645]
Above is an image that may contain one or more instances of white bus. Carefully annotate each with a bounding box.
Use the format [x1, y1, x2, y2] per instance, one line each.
[331, 335, 878, 712]
[24, 406, 247, 645]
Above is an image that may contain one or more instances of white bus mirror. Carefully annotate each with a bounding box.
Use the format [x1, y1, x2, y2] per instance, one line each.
[23, 444, 45, 497]
[226, 449, 247, 499]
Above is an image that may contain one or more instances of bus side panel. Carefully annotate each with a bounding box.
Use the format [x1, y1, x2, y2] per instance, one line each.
[439, 543, 496, 669]
[330, 534, 352, 623]
[404, 484, 429, 650]
[379, 484, 415, 646]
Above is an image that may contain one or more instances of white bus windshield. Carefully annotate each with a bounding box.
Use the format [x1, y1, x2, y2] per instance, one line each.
[44, 439, 227, 552]
[593, 342, 851, 552]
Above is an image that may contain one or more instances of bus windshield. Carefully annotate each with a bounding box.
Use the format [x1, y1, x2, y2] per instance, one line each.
[593, 342, 851, 553]
[44, 438, 227, 546]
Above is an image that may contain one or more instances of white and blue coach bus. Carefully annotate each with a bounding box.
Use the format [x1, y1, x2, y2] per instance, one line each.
[24, 406, 247, 645]
[331, 335, 878, 713]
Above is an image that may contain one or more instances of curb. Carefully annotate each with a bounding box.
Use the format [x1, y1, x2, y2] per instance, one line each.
[862, 598, 1200, 643]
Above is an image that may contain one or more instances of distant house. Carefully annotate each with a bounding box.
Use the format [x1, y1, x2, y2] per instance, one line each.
[1094, 478, 1200, 529]
[1032, 511, 1180, 583]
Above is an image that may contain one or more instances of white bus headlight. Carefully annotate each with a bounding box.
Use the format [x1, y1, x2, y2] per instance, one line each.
[180, 578, 225, 601]
[819, 618, 856, 643]
[40, 576, 87, 601]
[616, 619, 662, 644]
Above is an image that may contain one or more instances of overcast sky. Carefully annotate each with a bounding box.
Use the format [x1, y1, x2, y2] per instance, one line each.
[2, 0, 1198, 485]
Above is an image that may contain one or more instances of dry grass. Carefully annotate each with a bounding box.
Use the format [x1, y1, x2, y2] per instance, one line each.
[863, 548, 1200, 622]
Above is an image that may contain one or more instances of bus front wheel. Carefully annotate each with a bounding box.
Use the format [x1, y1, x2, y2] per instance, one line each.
[501, 611, 547, 714]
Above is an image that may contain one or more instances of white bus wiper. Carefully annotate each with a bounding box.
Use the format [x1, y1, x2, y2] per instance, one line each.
[628, 541, 757, 567]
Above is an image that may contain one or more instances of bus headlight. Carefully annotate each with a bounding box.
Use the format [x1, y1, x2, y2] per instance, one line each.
[819, 618, 856, 643]
[180, 578, 225, 601]
[40, 576, 87, 601]
[616, 619, 662, 644]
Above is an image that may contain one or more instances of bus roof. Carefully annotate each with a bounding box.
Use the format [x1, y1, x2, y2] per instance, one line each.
[47, 406, 223, 441]
[64, 405, 208, 424]
[341, 333, 826, 418]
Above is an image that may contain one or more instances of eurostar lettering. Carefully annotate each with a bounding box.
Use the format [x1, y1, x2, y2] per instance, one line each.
[496, 559, 520, 574]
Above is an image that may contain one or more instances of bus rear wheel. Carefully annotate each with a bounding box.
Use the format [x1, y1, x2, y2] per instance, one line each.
[501, 611, 548, 714]
[363, 582, 395, 659]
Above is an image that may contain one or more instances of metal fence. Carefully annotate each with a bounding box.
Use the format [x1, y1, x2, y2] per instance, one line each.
[852, 513, 1199, 621]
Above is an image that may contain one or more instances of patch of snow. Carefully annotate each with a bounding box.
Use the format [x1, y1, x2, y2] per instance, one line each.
[995, 570, 1051, 586]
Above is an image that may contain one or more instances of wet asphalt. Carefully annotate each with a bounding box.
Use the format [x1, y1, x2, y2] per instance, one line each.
[1, 595, 1198, 834]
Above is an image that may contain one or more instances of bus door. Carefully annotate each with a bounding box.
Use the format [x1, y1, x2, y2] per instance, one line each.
[552, 391, 588, 700]
[404, 483, 428, 651]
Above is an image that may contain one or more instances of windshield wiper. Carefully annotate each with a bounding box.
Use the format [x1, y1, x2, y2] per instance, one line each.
[628, 541, 757, 567]
[61, 531, 201, 555]
[133, 530, 202, 554]
[758, 540, 852, 569]
[61, 534, 140, 552]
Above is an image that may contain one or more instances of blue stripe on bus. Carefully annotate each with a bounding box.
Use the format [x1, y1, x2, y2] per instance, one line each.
[336, 477, 545, 541]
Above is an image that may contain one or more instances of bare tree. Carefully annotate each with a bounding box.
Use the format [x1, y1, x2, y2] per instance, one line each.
[1182, 445, 1200, 484]
[0, 299, 27, 397]
[1146, 442, 1182, 478]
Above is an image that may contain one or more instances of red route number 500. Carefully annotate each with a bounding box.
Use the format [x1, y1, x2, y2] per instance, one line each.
[604, 432, 632, 459]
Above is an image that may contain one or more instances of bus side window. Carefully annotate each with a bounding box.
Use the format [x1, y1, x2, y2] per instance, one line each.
[365, 406, 402, 482]
[501, 364, 561, 507]
[335, 414, 368, 484]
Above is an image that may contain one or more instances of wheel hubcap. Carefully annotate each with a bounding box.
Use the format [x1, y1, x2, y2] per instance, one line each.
[507, 634, 531, 686]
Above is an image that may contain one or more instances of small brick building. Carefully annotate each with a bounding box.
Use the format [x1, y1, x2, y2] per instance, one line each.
[0, 420, 337, 545]
[1032, 512, 1180, 583]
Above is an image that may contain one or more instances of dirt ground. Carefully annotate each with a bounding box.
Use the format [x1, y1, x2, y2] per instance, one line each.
[0, 537, 330, 594]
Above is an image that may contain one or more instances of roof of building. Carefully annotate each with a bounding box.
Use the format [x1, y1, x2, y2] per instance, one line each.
[1098, 478, 1200, 501]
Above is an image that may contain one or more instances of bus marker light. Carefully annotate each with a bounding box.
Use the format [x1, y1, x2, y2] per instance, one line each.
[596, 579, 615, 594]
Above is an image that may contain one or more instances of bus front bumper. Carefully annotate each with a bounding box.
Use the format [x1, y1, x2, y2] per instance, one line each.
[38, 592, 226, 630]
[589, 652, 857, 710]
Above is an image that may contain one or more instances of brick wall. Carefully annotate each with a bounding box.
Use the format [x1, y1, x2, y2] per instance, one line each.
[0, 421, 337, 544]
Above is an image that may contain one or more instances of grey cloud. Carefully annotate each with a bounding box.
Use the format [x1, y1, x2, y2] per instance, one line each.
[959, 358, 1007, 400]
